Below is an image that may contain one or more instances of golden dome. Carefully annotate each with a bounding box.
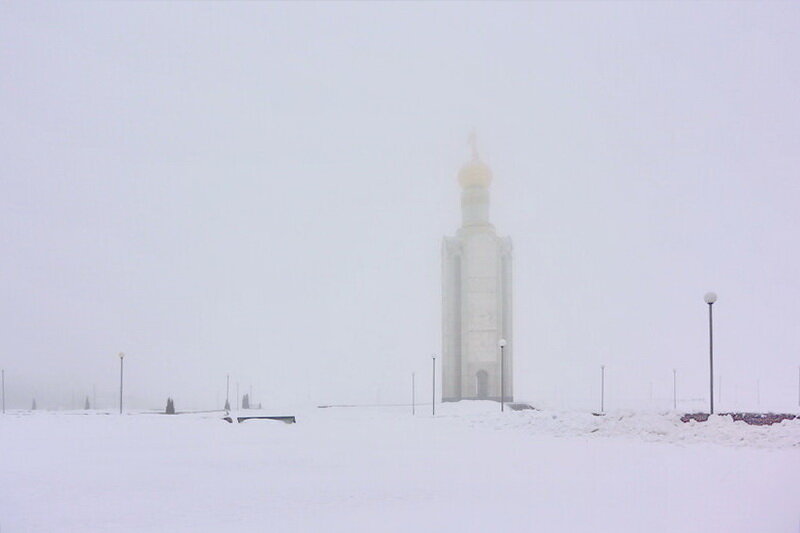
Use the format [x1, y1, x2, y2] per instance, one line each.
[458, 158, 492, 189]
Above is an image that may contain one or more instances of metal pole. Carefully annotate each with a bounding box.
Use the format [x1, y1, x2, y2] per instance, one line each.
[798, 366, 799, 408]
[412, 372, 415, 415]
[672, 369, 677, 410]
[432, 356, 436, 416]
[119, 354, 124, 415]
[600, 365, 605, 413]
[226, 374, 230, 407]
[708, 302, 714, 415]
[756, 379, 760, 409]
[2, 369, 5, 414]
[92, 384, 96, 411]
[500, 345, 505, 412]
[237, 382, 240, 411]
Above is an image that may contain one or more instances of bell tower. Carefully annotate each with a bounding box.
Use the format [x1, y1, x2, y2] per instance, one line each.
[442, 137, 513, 402]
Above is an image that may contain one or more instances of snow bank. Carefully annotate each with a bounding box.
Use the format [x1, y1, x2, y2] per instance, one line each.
[436, 401, 800, 449]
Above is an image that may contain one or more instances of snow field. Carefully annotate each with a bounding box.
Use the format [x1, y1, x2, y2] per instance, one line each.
[1, 403, 798, 532]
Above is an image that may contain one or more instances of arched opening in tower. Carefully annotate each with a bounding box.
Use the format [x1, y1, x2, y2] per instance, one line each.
[476, 370, 488, 399]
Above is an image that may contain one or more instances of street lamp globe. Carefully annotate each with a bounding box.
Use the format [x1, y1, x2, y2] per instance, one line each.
[498, 338, 507, 348]
[119, 352, 125, 359]
[704, 292, 717, 304]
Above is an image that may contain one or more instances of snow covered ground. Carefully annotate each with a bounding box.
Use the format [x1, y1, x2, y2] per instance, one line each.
[1, 402, 798, 532]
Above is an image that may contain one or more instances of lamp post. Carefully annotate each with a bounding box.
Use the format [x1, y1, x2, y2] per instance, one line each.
[499, 339, 507, 412]
[225, 374, 230, 411]
[600, 365, 605, 413]
[412, 372, 415, 415]
[118, 352, 125, 414]
[2, 369, 5, 414]
[672, 369, 677, 410]
[756, 379, 760, 408]
[431, 356, 436, 416]
[704, 292, 717, 415]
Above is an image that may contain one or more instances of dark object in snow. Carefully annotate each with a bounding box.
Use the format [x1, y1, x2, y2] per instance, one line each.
[682, 413, 710, 423]
[222, 415, 296, 424]
[591, 412, 606, 417]
[165, 397, 175, 414]
[508, 403, 537, 411]
[681, 412, 797, 426]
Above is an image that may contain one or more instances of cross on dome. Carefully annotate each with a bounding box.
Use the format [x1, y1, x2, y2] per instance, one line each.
[468, 131, 479, 161]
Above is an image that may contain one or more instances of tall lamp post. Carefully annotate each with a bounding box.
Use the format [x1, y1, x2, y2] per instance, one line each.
[412, 372, 415, 415]
[600, 365, 605, 413]
[431, 356, 436, 416]
[225, 374, 230, 411]
[118, 352, 125, 414]
[704, 292, 717, 415]
[672, 368, 677, 410]
[499, 339, 507, 412]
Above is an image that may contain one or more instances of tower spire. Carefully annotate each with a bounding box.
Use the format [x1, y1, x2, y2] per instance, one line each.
[468, 131, 479, 161]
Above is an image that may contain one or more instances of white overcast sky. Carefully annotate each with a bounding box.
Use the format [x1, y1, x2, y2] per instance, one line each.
[1, 2, 799, 411]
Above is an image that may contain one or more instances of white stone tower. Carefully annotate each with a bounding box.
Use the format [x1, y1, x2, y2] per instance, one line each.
[442, 138, 513, 402]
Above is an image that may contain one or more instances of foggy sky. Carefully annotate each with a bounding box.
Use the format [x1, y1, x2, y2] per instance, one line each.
[2, 2, 799, 411]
